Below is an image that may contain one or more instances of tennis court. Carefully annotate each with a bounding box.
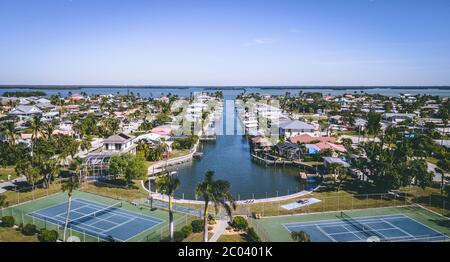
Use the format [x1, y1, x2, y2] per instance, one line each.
[29, 198, 163, 242]
[284, 213, 449, 242]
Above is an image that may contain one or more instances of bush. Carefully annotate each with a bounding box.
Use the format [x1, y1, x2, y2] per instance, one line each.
[1, 216, 15, 227]
[174, 231, 186, 242]
[21, 223, 37, 236]
[191, 219, 204, 233]
[208, 214, 216, 225]
[231, 216, 248, 231]
[181, 225, 193, 238]
[38, 229, 59, 242]
[246, 227, 261, 242]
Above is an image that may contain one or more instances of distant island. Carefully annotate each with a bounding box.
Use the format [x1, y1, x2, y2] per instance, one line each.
[1, 85, 450, 90]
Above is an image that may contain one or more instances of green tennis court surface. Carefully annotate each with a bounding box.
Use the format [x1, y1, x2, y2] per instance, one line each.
[252, 205, 450, 242]
[1, 190, 184, 242]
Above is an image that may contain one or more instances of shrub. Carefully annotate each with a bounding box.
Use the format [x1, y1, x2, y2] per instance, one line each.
[174, 231, 186, 242]
[181, 225, 193, 238]
[246, 227, 261, 242]
[1, 216, 15, 227]
[21, 223, 37, 236]
[231, 216, 248, 231]
[38, 229, 59, 242]
[208, 214, 216, 225]
[191, 219, 204, 233]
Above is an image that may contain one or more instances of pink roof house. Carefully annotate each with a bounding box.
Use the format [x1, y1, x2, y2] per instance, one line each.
[314, 142, 347, 153]
[151, 127, 172, 136]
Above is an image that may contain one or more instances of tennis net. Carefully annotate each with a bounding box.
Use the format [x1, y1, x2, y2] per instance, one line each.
[68, 201, 122, 225]
[339, 212, 385, 241]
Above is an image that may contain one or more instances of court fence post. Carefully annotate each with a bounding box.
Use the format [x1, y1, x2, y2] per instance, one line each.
[337, 195, 340, 211]
[380, 194, 383, 208]
[442, 200, 445, 216]
[366, 194, 369, 208]
[351, 196, 354, 210]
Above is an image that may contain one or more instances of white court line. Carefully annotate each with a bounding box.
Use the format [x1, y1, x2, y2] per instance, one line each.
[384, 215, 449, 240]
[31, 198, 94, 219]
[74, 198, 162, 224]
[102, 218, 137, 234]
[31, 197, 163, 242]
[29, 211, 109, 232]
[380, 218, 415, 239]
[327, 227, 399, 237]
[282, 214, 406, 227]
[315, 224, 337, 242]
[87, 213, 123, 227]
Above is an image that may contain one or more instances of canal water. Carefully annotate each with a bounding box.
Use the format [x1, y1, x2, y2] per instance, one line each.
[169, 99, 312, 200]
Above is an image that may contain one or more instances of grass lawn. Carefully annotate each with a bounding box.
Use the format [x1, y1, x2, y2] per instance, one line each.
[81, 179, 149, 202]
[426, 157, 439, 165]
[217, 233, 248, 242]
[0, 167, 17, 181]
[183, 232, 212, 242]
[0, 227, 38, 242]
[3, 182, 62, 207]
[169, 149, 191, 158]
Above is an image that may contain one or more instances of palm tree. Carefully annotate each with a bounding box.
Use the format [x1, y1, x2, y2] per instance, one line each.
[1, 120, 18, 145]
[80, 135, 93, 152]
[41, 122, 55, 142]
[155, 174, 180, 242]
[62, 175, 80, 242]
[291, 231, 311, 242]
[39, 159, 60, 188]
[30, 114, 42, 162]
[196, 170, 236, 242]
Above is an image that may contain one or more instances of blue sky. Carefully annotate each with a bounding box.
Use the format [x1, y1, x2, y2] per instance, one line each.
[1, 0, 450, 86]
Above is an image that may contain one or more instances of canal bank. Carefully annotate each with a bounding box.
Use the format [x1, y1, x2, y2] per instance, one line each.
[161, 99, 318, 200]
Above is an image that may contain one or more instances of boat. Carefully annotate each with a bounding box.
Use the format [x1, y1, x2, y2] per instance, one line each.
[193, 152, 204, 159]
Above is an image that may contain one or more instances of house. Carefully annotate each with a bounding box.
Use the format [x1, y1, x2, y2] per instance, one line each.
[383, 113, 416, 123]
[36, 103, 55, 110]
[70, 94, 85, 101]
[276, 141, 303, 160]
[8, 105, 42, 119]
[314, 142, 347, 153]
[102, 133, 137, 154]
[323, 157, 350, 170]
[279, 120, 318, 138]
[289, 134, 336, 144]
[42, 111, 59, 121]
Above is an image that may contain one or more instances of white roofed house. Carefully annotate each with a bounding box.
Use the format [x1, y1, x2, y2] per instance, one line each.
[102, 133, 137, 154]
[83, 133, 137, 178]
[383, 113, 416, 124]
[8, 105, 42, 120]
[279, 119, 319, 138]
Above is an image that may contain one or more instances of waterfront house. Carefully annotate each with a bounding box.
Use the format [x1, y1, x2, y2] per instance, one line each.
[102, 133, 137, 154]
[276, 141, 303, 160]
[279, 120, 318, 138]
[289, 134, 336, 144]
[323, 157, 351, 170]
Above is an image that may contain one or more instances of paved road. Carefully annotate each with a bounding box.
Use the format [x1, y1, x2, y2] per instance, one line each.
[209, 219, 229, 242]
[427, 162, 447, 182]
[0, 176, 27, 194]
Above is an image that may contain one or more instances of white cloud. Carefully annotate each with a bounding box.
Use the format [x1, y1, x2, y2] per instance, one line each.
[243, 38, 276, 46]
